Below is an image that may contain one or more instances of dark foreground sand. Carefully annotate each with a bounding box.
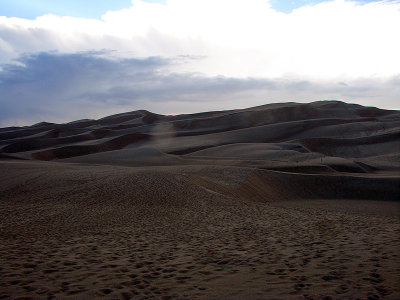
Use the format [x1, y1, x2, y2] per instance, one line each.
[1, 101, 399, 299]
[0, 160, 399, 300]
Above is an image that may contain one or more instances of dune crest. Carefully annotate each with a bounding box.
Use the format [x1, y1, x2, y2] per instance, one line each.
[1, 101, 399, 299]
[1, 100, 399, 201]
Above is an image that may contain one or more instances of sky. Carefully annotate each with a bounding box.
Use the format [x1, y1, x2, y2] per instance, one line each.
[0, 0, 381, 18]
[0, 0, 399, 126]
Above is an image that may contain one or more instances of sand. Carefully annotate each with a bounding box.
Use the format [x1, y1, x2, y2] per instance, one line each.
[0, 100, 399, 299]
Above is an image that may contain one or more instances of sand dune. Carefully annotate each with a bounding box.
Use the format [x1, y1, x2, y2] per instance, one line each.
[1, 101, 399, 299]
[1, 100, 398, 167]
[296, 131, 400, 158]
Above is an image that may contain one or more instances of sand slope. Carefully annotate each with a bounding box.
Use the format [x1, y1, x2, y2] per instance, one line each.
[0, 161, 399, 299]
[0, 101, 399, 299]
[1, 101, 399, 169]
[1, 100, 399, 193]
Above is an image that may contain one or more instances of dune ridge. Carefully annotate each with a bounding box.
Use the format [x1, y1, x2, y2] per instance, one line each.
[1, 100, 398, 190]
[1, 100, 399, 299]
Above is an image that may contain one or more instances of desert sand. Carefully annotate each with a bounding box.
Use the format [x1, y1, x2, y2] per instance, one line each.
[0, 100, 399, 299]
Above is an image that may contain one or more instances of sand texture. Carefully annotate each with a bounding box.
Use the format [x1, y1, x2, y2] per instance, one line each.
[0, 101, 399, 299]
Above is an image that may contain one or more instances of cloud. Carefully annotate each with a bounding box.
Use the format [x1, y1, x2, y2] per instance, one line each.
[0, 1, 399, 125]
[1, 51, 399, 126]
[0, 0, 399, 78]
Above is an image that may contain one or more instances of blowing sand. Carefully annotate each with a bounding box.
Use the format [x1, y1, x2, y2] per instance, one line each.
[0, 101, 399, 299]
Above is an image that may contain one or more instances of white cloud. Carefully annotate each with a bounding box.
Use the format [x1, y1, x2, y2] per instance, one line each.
[1, 0, 399, 78]
[0, 0, 399, 125]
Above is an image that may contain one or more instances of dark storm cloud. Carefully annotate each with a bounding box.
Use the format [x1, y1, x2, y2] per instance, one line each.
[0, 51, 274, 125]
[0, 51, 172, 125]
[0, 51, 399, 126]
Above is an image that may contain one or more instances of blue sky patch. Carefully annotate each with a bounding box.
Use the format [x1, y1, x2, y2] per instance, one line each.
[0, 0, 382, 19]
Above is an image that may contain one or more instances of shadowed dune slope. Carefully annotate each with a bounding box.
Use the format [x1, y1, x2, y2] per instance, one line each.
[0, 160, 399, 299]
[1, 101, 400, 299]
[1, 100, 399, 202]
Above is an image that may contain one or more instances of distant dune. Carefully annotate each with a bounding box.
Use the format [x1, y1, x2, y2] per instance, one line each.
[1, 101, 399, 299]
[1, 100, 399, 200]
